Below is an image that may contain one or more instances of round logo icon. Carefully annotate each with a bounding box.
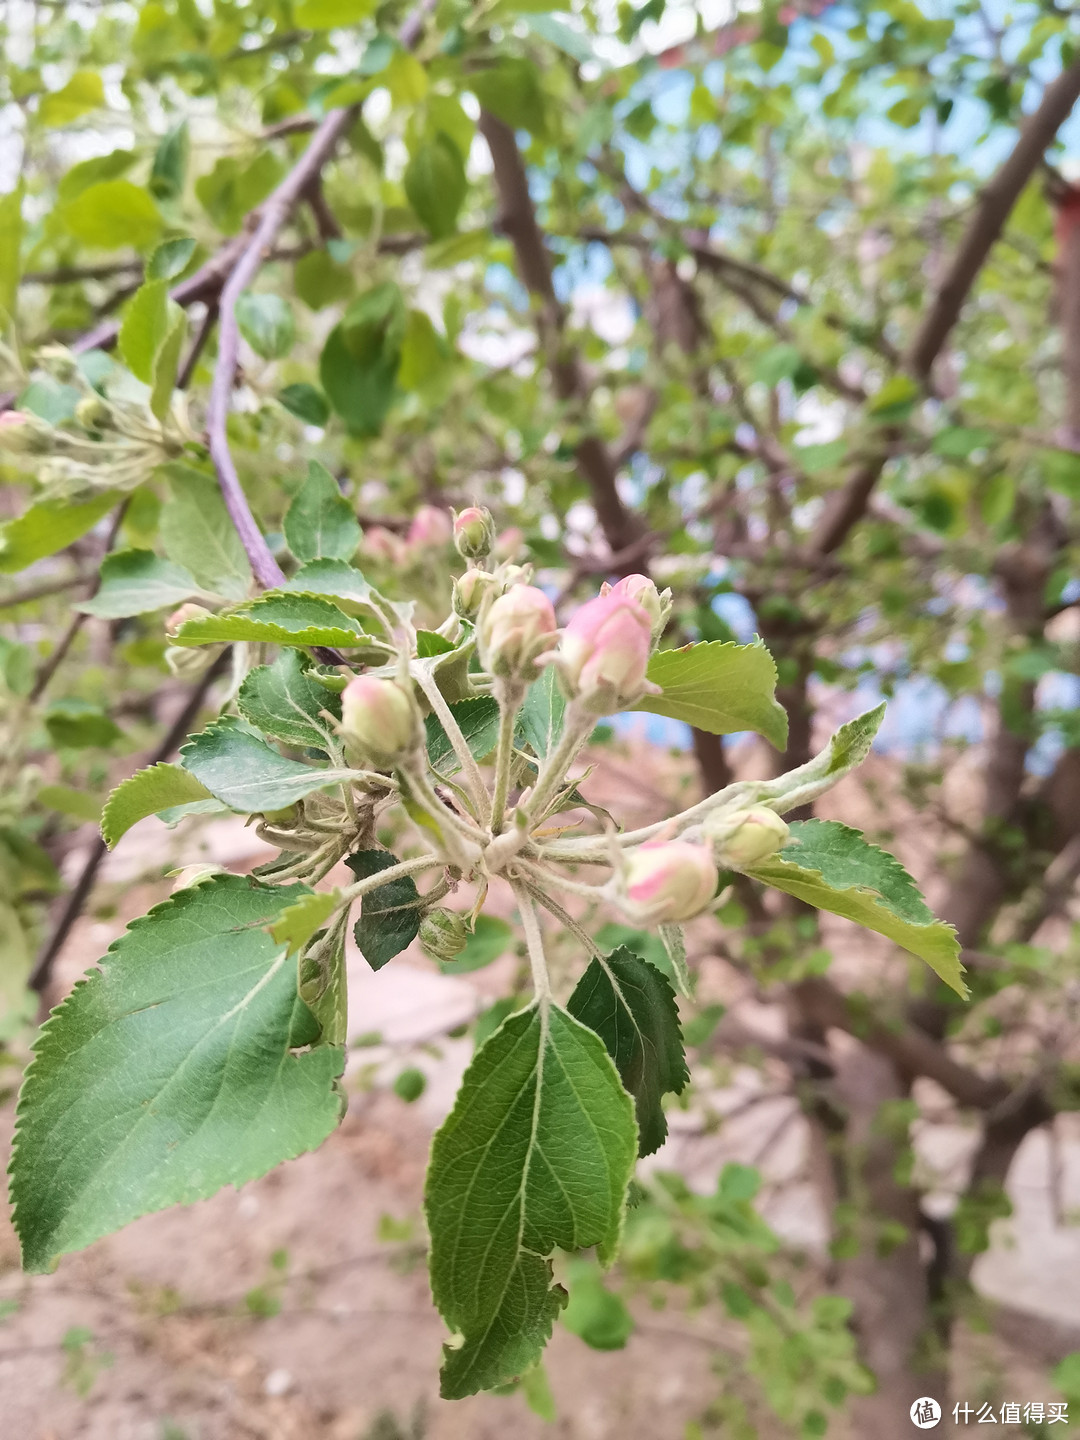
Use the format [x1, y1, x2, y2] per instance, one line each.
[910, 1398, 942, 1429]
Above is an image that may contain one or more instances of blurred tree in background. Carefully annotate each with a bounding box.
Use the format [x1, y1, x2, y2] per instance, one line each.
[7, 0, 1080, 1435]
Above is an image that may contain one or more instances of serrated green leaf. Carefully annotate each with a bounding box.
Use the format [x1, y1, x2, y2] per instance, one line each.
[283, 461, 360, 563]
[119, 280, 170, 383]
[39, 71, 104, 128]
[346, 850, 420, 971]
[101, 762, 215, 847]
[425, 696, 500, 776]
[237, 649, 342, 749]
[149, 123, 189, 202]
[633, 640, 788, 750]
[159, 467, 252, 600]
[236, 291, 295, 361]
[745, 820, 967, 997]
[61, 179, 161, 251]
[76, 549, 202, 619]
[561, 1259, 634, 1350]
[567, 946, 688, 1157]
[0, 186, 23, 321]
[269, 890, 341, 955]
[279, 382, 330, 426]
[0, 493, 119, 575]
[45, 699, 122, 749]
[295, 0, 376, 28]
[180, 720, 355, 811]
[280, 558, 373, 604]
[519, 666, 565, 758]
[426, 1003, 637, 1398]
[149, 302, 185, 422]
[10, 876, 344, 1272]
[405, 133, 467, 241]
[173, 591, 369, 649]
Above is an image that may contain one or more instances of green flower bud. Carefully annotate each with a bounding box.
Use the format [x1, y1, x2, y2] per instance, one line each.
[419, 908, 469, 963]
[453, 566, 498, 620]
[340, 675, 421, 768]
[706, 806, 790, 869]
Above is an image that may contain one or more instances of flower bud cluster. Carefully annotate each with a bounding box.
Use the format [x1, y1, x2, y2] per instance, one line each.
[555, 574, 667, 716]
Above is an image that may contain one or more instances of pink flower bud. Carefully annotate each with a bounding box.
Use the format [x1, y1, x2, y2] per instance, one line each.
[706, 806, 789, 869]
[0, 410, 44, 456]
[364, 526, 406, 564]
[606, 573, 668, 635]
[479, 584, 557, 679]
[453, 505, 495, 560]
[559, 591, 653, 715]
[407, 504, 453, 549]
[165, 603, 212, 636]
[622, 840, 718, 924]
[340, 676, 420, 767]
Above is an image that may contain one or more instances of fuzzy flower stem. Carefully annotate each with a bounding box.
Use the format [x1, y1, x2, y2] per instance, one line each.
[517, 856, 612, 901]
[490, 678, 524, 834]
[339, 852, 441, 906]
[410, 662, 490, 824]
[511, 879, 552, 1006]
[524, 882, 602, 960]
[522, 702, 593, 825]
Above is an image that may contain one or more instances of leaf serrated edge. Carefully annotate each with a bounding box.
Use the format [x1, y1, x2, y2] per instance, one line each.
[100, 761, 213, 848]
[9, 874, 324, 1273]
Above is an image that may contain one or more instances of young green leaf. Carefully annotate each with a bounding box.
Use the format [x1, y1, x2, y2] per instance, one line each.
[561, 1258, 634, 1350]
[405, 133, 467, 240]
[0, 186, 23, 322]
[425, 696, 501, 776]
[278, 382, 330, 426]
[0, 493, 120, 575]
[45, 699, 122, 749]
[426, 1003, 637, 1398]
[180, 720, 355, 811]
[567, 946, 688, 1157]
[119, 280, 171, 383]
[149, 302, 186, 422]
[269, 890, 341, 955]
[236, 291, 296, 361]
[745, 820, 967, 996]
[61, 179, 162, 251]
[519, 666, 566, 758]
[280, 558, 373, 604]
[39, 70, 104, 128]
[172, 592, 369, 649]
[159, 467, 252, 600]
[149, 123, 189, 201]
[283, 461, 361, 563]
[346, 850, 421, 971]
[10, 875, 344, 1273]
[754, 704, 886, 815]
[298, 914, 348, 1047]
[76, 549, 202, 619]
[101, 761, 215, 848]
[237, 649, 342, 749]
[633, 640, 789, 750]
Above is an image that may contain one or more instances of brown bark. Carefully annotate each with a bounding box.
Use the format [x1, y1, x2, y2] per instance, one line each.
[478, 111, 645, 561]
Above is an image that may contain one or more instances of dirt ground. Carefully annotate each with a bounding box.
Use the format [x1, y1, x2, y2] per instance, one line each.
[4, 732, 1080, 1439]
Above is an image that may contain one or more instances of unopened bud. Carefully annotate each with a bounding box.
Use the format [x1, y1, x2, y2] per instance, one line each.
[453, 505, 496, 560]
[364, 525, 407, 565]
[559, 590, 654, 715]
[603, 573, 671, 638]
[407, 504, 453, 549]
[419, 908, 469, 963]
[340, 675, 420, 768]
[478, 584, 557, 680]
[0, 410, 46, 456]
[165, 602, 212, 637]
[75, 395, 111, 431]
[706, 806, 790, 869]
[453, 566, 497, 620]
[165, 643, 222, 679]
[621, 840, 718, 925]
[170, 863, 226, 892]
